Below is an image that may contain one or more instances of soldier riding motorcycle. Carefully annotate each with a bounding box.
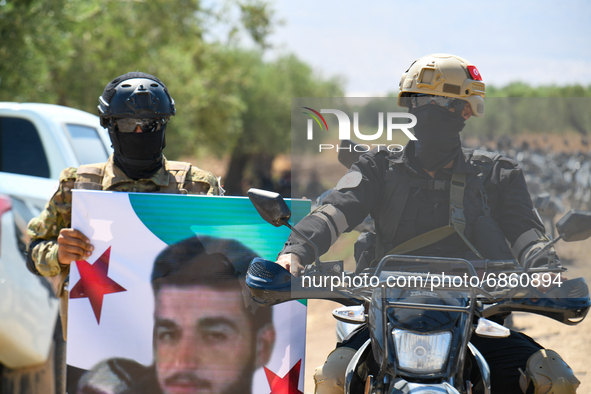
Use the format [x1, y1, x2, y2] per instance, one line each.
[259, 54, 584, 393]
[245, 189, 591, 394]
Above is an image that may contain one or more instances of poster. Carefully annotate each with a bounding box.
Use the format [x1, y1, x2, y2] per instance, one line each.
[67, 190, 310, 394]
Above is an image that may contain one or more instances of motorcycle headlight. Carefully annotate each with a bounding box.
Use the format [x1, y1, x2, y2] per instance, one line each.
[393, 329, 452, 374]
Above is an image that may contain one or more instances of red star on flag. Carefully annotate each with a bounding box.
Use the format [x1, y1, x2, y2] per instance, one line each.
[70, 247, 126, 324]
[264, 359, 303, 394]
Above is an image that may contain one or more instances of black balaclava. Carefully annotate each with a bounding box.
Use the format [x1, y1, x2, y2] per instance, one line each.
[409, 104, 466, 172]
[109, 128, 165, 180]
[101, 72, 173, 180]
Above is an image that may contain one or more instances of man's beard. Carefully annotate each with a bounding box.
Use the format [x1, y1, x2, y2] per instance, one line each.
[160, 364, 256, 394]
[158, 340, 257, 394]
[220, 362, 256, 394]
[219, 338, 258, 394]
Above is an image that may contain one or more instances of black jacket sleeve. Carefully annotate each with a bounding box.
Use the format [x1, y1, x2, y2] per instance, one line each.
[281, 149, 391, 265]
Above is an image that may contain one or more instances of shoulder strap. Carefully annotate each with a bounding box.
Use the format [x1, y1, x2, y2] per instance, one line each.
[74, 163, 107, 190]
[386, 226, 456, 256]
[449, 172, 483, 258]
[383, 151, 503, 258]
[384, 172, 484, 258]
[160, 161, 191, 194]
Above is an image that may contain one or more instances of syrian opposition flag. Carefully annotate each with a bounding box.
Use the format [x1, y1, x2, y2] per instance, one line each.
[68, 190, 310, 393]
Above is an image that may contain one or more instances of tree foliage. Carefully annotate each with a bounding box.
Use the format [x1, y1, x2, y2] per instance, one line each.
[369, 84, 591, 139]
[487, 82, 591, 98]
[222, 52, 343, 194]
[466, 83, 591, 139]
[0, 0, 344, 194]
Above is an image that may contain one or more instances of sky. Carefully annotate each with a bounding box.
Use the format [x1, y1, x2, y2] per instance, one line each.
[265, 0, 591, 96]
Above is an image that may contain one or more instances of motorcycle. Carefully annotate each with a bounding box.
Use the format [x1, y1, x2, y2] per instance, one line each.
[244, 188, 591, 394]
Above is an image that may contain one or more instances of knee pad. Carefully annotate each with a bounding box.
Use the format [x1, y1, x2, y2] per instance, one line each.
[314, 347, 357, 394]
[518, 349, 580, 394]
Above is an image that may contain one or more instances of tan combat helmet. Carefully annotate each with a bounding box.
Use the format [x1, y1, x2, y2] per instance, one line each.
[398, 53, 486, 117]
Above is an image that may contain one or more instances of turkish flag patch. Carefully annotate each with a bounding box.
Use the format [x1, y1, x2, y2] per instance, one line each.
[467, 65, 482, 81]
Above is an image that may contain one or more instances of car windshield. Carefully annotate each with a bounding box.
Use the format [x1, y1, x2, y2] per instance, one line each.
[65, 124, 109, 164]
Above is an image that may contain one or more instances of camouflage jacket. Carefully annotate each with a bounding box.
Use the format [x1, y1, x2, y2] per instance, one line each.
[27, 155, 220, 281]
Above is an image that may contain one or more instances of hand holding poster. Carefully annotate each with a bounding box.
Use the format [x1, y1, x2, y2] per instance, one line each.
[67, 190, 310, 394]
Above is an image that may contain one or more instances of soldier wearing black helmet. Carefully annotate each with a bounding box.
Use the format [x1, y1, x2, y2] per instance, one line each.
[26, 72, 220, 342]
[98, 73, 179, 181]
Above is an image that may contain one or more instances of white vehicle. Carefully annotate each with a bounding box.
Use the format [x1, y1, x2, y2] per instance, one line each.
[0, 102, 112, 369]
[0, 194, 59, 369]
[0, 102, 112, 258]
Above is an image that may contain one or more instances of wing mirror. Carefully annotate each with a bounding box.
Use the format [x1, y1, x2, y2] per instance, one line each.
[247, 188, 291, 227]
[247, 188, 323, 269]
[525, 209, 591, 270]
[556, 210, 591, 242]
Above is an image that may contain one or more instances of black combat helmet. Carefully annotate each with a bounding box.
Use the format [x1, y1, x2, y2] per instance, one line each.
[98, 72, 176, 180]
[98, 72, 175, 126]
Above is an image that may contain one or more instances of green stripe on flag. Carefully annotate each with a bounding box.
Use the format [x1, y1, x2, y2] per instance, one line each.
[128, 194, 310, 260]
